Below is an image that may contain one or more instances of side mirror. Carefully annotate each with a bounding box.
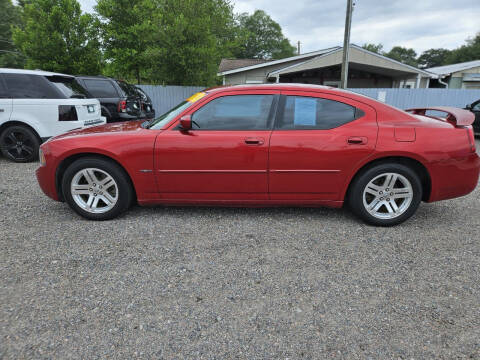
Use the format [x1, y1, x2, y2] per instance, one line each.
[466, 104, 472, 110]
[179, 115, 192, 130]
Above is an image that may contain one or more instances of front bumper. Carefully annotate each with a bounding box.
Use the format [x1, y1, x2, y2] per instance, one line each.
[36, 164, 59, 201]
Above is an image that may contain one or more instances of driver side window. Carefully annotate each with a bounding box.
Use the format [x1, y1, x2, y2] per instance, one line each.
[472, 102, 480, 111]
[191, 94, 275, 130]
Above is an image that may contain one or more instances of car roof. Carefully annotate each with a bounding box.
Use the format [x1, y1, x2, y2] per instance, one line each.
[204, 83, 376, 102]
[0, 68, 73, 78]
[76, 75, 113, 80]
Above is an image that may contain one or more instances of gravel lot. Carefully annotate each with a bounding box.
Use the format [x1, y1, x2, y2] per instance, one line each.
[1, 140, 480, 359]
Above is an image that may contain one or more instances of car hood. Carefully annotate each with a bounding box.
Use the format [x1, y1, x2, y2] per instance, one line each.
[52, 120, 146, 140]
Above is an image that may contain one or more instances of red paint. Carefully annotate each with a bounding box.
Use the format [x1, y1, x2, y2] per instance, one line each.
[36, 84, 480, 209]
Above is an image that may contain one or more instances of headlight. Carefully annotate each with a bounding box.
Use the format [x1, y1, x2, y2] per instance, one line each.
[39, 148, 46, 166]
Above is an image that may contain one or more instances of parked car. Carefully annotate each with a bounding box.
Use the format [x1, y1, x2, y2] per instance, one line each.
[465, 99, 480, 135]
[134, 86, 155, 119]
[75, 76, 155, 122]
[36, 84, 479, 226]
[0, 68, 105, 163]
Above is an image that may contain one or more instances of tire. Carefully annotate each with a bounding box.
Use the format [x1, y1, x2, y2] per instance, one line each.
[348, 163, 422, 226]
[0, 125, 40, 163]
[62, 157, 133, 220]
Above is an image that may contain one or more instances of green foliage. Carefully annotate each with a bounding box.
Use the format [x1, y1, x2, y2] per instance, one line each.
[95, 0, 157, 84]
[417, 48, 451, 68]
[362, 43, 383, 54]
[148, 0, 236, 85]
[384, 46, 418, 67]
[12, 0, 102, 74]
[445, 32, 480, 64]
[0, 0, 24, 68]
[233, 10, 296, 59]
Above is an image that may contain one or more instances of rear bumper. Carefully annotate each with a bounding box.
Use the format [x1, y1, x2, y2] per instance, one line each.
[428, 152, 480, 202]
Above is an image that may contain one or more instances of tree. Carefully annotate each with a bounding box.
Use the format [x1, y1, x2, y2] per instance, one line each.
[0, 0, 24, 68]
[12, 0, 102, 74]
[384, 46, 418, 67]
[445, 32, 480, 64]
[146, 0, 237, 85]
[95, 0, 157, 84]
[362, 43, 383, 54]
[417, 48, 451, 68]
[233, 10, 296, 59]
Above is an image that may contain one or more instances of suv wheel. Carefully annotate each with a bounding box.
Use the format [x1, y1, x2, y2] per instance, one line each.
[62, 157, 133, 220]
[0, 125, 39, 162]
[349, 163, 422, 226]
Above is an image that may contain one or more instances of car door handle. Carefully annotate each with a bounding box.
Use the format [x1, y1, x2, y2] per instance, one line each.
[244, 137, 264, 145]
[347, 137, 367, 145]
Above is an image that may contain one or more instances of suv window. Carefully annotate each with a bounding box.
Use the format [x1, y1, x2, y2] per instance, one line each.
[83, 79, 118, 98]
[277, 96, 359, 130]
[191, 95, 274, 130]
[472, 101, 480, 112]
[116, 80, 138, 97]
[48, 77, 88, 98]
[0, 76, 7, 98]
[3, 73, 63, 99]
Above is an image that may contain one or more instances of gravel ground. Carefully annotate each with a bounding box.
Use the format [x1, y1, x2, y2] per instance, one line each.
[1, 140, 480, 359]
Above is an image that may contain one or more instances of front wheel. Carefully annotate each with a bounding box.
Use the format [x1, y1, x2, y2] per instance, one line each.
[0, 125, 39, 162]
[348, 163, 422, 226]
[62, 157, 133, 220]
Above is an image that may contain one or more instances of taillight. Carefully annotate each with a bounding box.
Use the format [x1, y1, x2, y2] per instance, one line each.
[58, 105, 78, 121]
[466, 126, 476, 153]
[118, 100, 127, 113]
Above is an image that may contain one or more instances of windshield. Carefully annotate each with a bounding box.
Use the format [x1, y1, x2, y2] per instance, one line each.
[116, 80, 138, 97]
[47, 77, 88, 98]
[147, 101, 193, 129]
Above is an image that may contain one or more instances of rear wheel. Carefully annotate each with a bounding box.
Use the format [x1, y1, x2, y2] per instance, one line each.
[348, 163, 422, 226]
[62, 157, 133, 220]
[0, 125, 39, 162]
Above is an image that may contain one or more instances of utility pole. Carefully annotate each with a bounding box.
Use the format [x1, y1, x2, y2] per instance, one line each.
[340, 0, 354, 89]
[297, 41, 301, 55]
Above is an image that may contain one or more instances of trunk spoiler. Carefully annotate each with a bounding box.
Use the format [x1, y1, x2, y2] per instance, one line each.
[405, 106, 475, 127]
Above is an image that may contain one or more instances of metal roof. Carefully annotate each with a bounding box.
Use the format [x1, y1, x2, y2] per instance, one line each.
[217, 46, 341, 76]
[426, 60, 480, 76]
[0, 68, 74, 77]
[268, 44, 433, 77]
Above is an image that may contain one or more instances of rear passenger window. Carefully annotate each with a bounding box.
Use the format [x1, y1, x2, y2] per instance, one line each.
[276, 96, 361, 130]
[3, 74, 62, 99]
[192, 95, 275, 130]
[0, 76, 7, 98]
[83, 79, 118, 98]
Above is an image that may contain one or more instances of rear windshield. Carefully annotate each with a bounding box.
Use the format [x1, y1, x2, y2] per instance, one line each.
[116, 80, 138, 97]
[48, 76, 88, 98]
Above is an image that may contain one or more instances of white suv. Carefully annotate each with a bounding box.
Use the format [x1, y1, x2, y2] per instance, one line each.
[0, 68, 106, 162]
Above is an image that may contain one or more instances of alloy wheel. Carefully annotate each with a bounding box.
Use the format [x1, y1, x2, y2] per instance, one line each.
[362, 172, 413, 220]
[1, 129, 35, 161]
[70, 168, 119, 214]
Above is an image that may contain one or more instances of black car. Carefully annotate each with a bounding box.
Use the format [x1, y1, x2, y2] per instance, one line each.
[134, 85, 155, 119]
[466, 99, 480, 135]
[75, 76, 155, 123]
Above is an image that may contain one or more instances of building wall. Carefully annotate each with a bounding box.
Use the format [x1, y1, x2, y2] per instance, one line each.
[225, 47, 430, 88]
[447, 65, 480, 89]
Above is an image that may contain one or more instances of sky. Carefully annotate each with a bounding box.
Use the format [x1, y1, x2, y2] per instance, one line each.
[78, 0, 479, 55]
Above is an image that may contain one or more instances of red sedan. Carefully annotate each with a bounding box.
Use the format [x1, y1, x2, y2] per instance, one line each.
[36, 84, 479, 226]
